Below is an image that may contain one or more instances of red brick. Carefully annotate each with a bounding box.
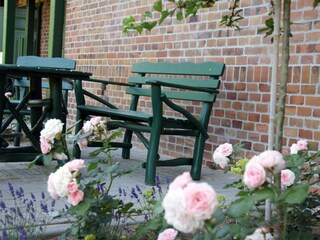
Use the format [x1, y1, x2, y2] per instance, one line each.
[297, 107, 312, 116]
[290, 95, 304, 105]
[248, 113, 260, 122]
[299, 130, 313, 139]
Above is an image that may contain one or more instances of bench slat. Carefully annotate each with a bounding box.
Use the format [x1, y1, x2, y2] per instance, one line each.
[77, 105, 152, 122]
[129, 76, 220, 89]
[126, 87, 216, 102]
[132, 61, 225, 76]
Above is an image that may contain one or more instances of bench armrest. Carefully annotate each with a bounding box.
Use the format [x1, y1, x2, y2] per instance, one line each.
[81, 78, 135, 87]
[146, 79, 218, 93]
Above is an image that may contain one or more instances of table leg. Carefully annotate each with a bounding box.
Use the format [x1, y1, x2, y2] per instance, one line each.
[49, 77, 62, 120]
[29, 76, 43, 138]
[0, 74, 9, 147]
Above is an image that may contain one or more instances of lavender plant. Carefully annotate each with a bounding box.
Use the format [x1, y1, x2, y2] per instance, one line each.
[0, 182, 59, 239]
[118, 176, 170, 240]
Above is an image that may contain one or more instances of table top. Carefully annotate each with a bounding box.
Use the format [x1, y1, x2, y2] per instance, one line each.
[0, 64, 92, 79]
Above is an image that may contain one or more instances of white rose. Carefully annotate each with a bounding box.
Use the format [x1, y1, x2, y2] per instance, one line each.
[290, 143, 298, 154]
[40, 119, 64, 143]
[47, 166, 72, 198]
[213, 151, 229, 169]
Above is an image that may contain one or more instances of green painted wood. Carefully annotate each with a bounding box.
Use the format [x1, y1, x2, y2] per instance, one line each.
[74, 61, 225, 185]
[126, 87, 216, 102]
[129, 76, 220, 89]
[2, 0, 15, 63]
[77, 105, 152, 122]
[132, 61, 225, 76]
[24, 0, 35, 55]
[17, 55, 76, 69]
[48, 0, 65, 57]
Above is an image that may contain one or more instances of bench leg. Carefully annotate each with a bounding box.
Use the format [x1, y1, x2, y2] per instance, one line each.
[13, 122, 22, 146]
[190, 133, 207, 180]
[122, 129, 133, 159]
[73, 113, 84, 159]
[144, 126, 161, 185]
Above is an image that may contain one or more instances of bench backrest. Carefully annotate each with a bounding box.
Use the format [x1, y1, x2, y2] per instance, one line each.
[12, 56, 75, 99]
[126, 62, 225, 103]
[16, 56, 76, 70]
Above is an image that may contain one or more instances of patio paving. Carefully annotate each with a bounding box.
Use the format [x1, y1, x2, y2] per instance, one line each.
[0, 147, 240, 237]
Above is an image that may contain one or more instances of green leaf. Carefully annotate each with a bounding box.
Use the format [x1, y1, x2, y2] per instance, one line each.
[123, 16, 135, 25]
[176, 11, 184, 21]
[252, 187, 274, 202]
[283, 184, 309, 204]
[28, 155, 42, 169]
[227, 198, 254, 218]
[288, 230, 314, 240]
[105, 162, 120, 173]
[72, 201, 90, 216]
[87, 162, 98, 172]
[153, 0, 162, 12]
[313, 0, 320, 8]
[159, 10, 169, 25]
[216, 225, 231, 238]
[143, 11, 153, 18]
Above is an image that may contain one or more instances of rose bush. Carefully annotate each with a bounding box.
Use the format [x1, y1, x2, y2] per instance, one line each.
[157, 140, 320, 239]
[32, 117, 145, 239]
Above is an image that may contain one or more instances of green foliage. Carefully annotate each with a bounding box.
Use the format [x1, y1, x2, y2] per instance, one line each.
[123, 0, 221, 34]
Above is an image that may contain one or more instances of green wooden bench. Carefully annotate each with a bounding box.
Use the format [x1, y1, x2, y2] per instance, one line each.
[74, 62, 225, 185]
[2, 56, 75, 146]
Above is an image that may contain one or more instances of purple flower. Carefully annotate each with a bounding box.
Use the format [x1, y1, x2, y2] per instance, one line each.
[136, 185, 142, 195]
[0, 201, 6, 210]
[41, 192, 45, 200]
[8, 182, 15, 198]
[40, 203, 49, 214]
[19, 229, 27, 240]
[17, 207, 24, 219]
[122, 189, 127, 197]
[130, 188, 139, 202]
[30, 193, 36, 202]
[2, 230, 8, 240]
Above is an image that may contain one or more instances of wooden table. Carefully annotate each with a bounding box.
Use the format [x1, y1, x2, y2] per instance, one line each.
[0, 64, 92, 161]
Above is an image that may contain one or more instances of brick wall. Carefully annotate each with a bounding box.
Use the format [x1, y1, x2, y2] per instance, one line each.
[41, 0, 320, 167]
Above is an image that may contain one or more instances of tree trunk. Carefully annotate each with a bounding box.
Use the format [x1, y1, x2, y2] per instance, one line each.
[275, 0, 291, 152]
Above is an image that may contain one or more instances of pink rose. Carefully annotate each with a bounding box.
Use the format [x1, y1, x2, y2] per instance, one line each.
[258, 150, 285, 173]
[65, 159, 85, 171]
[183, 182, 218, 220]
[4, 92, 12, 98]
[169, 172, 193, 190]
[90, 116, 102, 125]
[82, 121, 93, 134]
[157, 228, 178, 240]
[68, 190, 84, 206]
[243, 160, 266, 189]
[215, 143, 233, 156]
[297, 140, 308, 151]
[67, 181, 78, 193]
[40, 136, 52, 154]
[281, 169, 295, 187]
[53, 152, 68, 160]
[78, 138, 88, 150]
